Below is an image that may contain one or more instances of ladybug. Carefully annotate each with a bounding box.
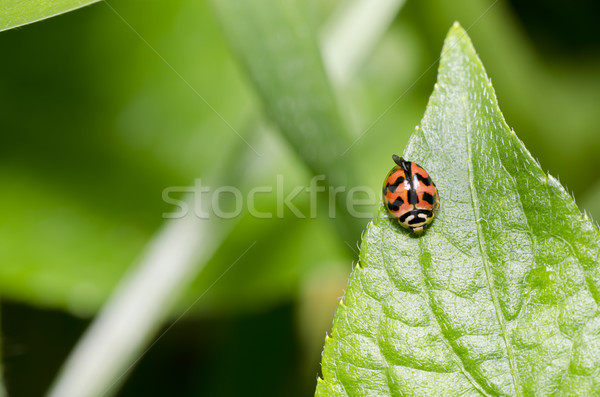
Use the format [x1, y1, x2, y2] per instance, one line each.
[382, 154, 439, 233]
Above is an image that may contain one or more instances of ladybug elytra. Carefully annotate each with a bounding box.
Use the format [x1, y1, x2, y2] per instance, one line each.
[382, 154, 439, 233]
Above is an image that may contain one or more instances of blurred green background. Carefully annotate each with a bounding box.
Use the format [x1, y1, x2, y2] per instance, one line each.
[1, 0, 600, 396]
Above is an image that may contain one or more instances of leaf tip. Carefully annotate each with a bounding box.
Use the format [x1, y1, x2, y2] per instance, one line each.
[448, 21, 467, 39]
[442, 21, 477, 61]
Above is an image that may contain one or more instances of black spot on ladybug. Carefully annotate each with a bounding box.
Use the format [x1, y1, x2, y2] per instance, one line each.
[415, 173, 431, 186]
[387, 197, 404, 211]
[421, 192, 434, 205]
[391, 175, 405, 186]
[407, 188, 419, 205]
[384, 176, 403, 192]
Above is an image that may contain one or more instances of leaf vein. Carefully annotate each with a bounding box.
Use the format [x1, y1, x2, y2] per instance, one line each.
[465, 131, 523, 396]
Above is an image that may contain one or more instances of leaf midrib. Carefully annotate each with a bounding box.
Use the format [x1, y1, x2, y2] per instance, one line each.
[465, 125, 523, 396]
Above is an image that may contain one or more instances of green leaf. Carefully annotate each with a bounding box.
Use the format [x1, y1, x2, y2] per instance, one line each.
[317, 23, 600, 397]
[211, 0, 351, 178]
[0, 0, 100, 32]
[211, 0, 364, 240]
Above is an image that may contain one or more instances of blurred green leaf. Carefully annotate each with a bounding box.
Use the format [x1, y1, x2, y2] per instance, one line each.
[0, 0, 357, 317]
[0, 0, 100, 32]
[211, 0, 364, 240]
[0, 168, 152, 315]
[317, 24, 600, 396]
[211, 0, 350, 179]
[0, 0, 255, 315]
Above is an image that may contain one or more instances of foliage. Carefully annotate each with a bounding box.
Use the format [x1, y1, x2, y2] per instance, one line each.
[1, 0, 600, 396]
[0, 0, 99, 32]
[317, 24, 600, 396]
